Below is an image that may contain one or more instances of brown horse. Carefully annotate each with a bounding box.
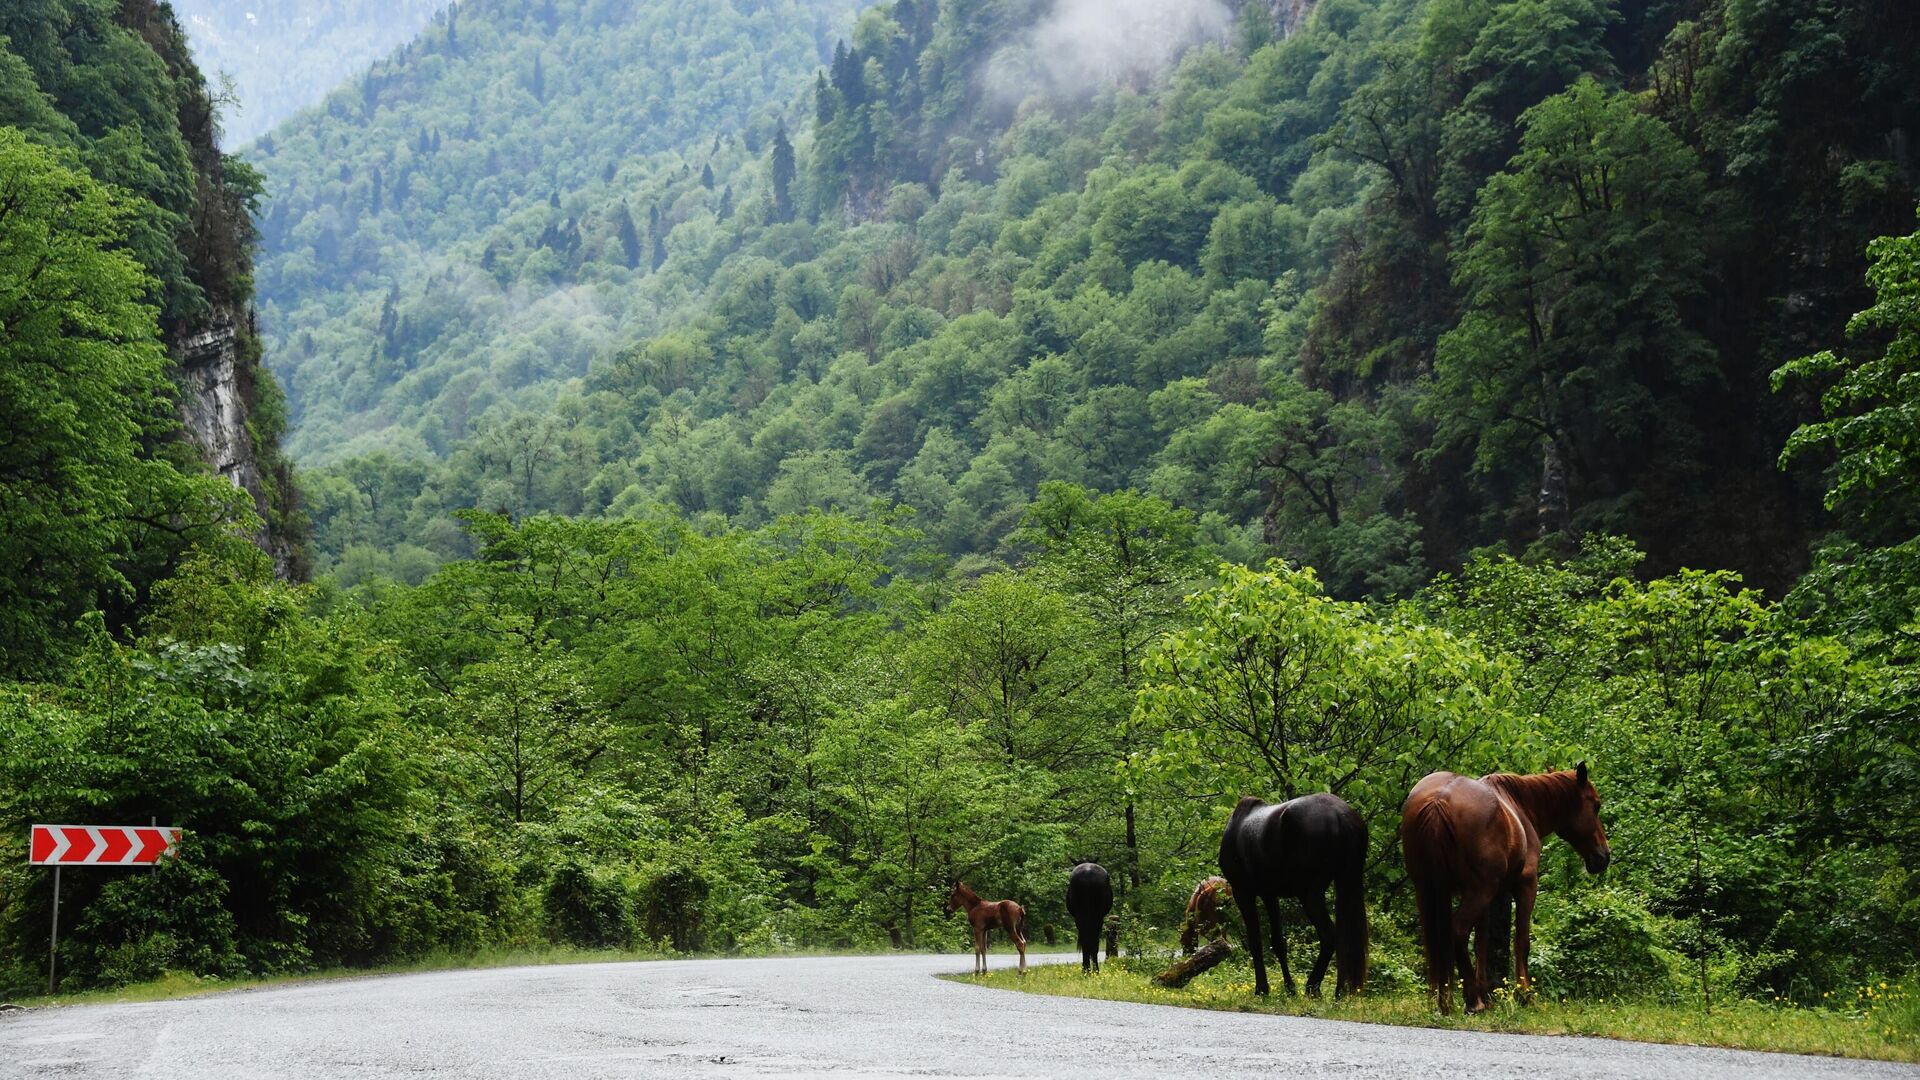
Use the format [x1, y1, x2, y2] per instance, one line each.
[945, 881, 1027, 976]
[1400, 763, 1611, 1014]
[1179, 876, 1231, 955]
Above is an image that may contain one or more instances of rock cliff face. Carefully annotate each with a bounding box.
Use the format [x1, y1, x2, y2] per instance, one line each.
[1272, 0, 1318, 37]
[172, 308, 301, 578]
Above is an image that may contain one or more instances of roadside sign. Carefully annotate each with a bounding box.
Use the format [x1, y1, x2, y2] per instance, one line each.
[30, 823, 184, 993]
[30, 824, 181, 866]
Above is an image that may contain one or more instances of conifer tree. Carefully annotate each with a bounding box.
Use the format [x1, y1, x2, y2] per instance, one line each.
[771, 121, 796, 223]
[613, 204, 641, 269]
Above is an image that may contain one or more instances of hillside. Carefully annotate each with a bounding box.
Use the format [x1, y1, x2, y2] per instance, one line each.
[295, 0, 1919, 593]
[248, 0, 866, 464]
[173, 0, 448, 148]
[0, 0, 298, 670]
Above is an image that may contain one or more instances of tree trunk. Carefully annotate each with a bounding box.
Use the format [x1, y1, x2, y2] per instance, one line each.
[1154, 940, 1234, 988]
[1123, 801, 1140, 891]
[1538, 432, 1569, 540]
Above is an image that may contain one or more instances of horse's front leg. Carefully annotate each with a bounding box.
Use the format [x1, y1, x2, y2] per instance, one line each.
[1264, 895, 1296, 996]
[974, 926, 986, 975]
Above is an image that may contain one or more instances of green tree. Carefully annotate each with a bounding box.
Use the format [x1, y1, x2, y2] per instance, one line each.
[1018, 484, 1206, 891]
[613, 203, 642, 269]
[771, 121, 796, 224]
[1432, 79, 1711, 543]
[447, 652, 613, 824]
[1773, 210, 1920, 529]
[0, 130, 238, 673]
[1135, 562, 1513, 846]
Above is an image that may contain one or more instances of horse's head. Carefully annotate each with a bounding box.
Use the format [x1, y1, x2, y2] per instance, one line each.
[943, 880, 968, 915]
[1563, 761, 1611, 874]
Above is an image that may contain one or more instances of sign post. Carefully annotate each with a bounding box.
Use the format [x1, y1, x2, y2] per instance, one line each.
[48, 866, 59, 996]
[30, 824, 182, 995]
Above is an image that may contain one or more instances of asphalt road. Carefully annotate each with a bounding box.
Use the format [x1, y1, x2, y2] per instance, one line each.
[2, 952, 1913, 1079]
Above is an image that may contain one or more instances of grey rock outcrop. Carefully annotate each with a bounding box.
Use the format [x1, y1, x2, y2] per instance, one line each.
[1272, 0, 1317, 38]
[172, 306, 300, 578]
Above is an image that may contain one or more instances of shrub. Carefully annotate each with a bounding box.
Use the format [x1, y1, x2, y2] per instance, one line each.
[1531, 888, 1679, 1001]
[640, 864, 711, 952]
[543, 861, 635, 949]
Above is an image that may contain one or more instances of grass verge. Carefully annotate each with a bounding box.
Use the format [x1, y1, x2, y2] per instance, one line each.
[950, 960, 1920, 1063]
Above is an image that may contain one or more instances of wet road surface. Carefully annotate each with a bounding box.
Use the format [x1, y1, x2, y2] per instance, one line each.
[3, 952, 1913, 1078]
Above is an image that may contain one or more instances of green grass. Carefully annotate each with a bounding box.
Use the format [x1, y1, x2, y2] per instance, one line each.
[952, 960, 1920, 1063]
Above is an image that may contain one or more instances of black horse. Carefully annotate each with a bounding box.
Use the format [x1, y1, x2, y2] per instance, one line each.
[1218, 793, 1369, 997]
[1064, 862, 1113, 973]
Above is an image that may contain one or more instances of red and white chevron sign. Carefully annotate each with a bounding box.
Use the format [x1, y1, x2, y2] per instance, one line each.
[29, 824, 181, 866]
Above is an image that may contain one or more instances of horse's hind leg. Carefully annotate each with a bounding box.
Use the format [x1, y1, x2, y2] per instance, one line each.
[1484, 890, 1513, 998]
[1453, 889, 1492, 1013]
[1514, 875, 1538, 1003]
[1300, 887, 1335, 997]
[1263, 895, 1295, 995]
[1235, 891, 1270, 996]
[1015, 914, 1028, 977]
[1413, 878, 1453, 1014]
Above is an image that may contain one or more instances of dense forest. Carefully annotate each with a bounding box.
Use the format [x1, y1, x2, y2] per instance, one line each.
[0, 0, 1916, 1036]
[249, 0, 865, 465]
[173, 0, 449, 148]
[278, 0, 1918, 599]
[0, 0, 294, 670]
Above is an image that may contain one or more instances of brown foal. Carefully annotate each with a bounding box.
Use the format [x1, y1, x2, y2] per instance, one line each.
[1179, 875, 1231, 955]
[945, 881, 1027, 976]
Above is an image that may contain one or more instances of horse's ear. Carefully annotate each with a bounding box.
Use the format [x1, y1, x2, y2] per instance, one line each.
[1575, 761, 1588, 783]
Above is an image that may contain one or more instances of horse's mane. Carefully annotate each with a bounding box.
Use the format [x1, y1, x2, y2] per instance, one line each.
[1483, 770, 1579, 829]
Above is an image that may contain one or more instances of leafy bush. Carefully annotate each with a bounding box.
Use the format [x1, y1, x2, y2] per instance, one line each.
[543, 861, 636, 950]
[1531, 889, 1682, 1002]
[639, 864, 711, 953]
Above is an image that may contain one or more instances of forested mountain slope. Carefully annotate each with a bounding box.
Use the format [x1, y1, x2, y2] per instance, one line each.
[173, 0, 448, 148]
[295, 0, 1918, 594]
[249, 0, 866, 464]
[0, 0, 298, 668]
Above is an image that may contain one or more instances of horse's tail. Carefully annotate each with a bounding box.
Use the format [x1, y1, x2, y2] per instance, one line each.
[1013, 903, 1027, 947]
[1335, 863, 1369, 994]
[1415, 873, 1450, 996]
[1402, 797, 1450, 998]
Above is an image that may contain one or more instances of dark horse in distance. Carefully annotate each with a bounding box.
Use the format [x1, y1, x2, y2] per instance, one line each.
[1179, 875, 1230, 955]
[1400, 763, 1611, 1014]
[946, 881, 1027, 975]
[1218, 793, 1369, 997]
[1064, 862, 1113, 973]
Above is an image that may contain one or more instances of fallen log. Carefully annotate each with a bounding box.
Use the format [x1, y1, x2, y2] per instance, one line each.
[1153, 939, 1233, 989]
